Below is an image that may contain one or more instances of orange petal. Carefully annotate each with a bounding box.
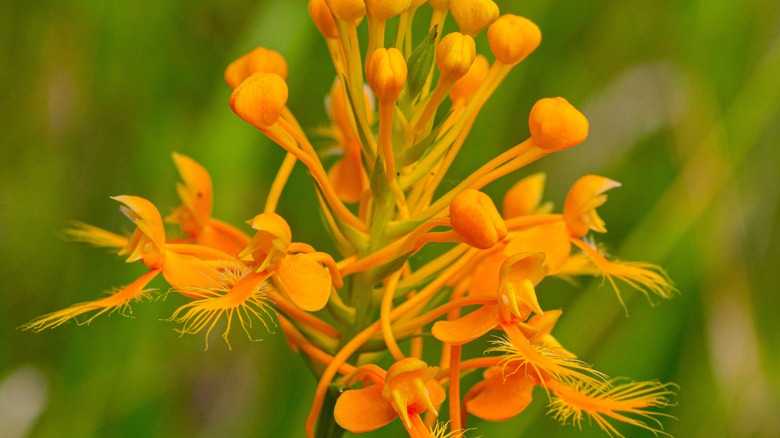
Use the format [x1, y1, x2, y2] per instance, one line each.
[563, 175, 620, 237]
[273, 253, 331, 311]
[197, 219, 251, 256]
[468, 248, 506, 297]
[169, 152, 213, 235]
[328, 151, 364, 203]
[502, 172, 547, 219]
[334, 385, 396, 433]
[112, 195, 166, 247]
[500, 252, 548, 287]
[431, 305, 499, 345]
[505, 221, 571, 274]
[162, 251, 221, 294]
[465, 367, 536, 421]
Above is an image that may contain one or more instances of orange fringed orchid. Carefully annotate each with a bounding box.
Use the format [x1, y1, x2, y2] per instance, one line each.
[334, 358, 445, 437]
[167, 152, 250, 255]
[240, 212, 342, 312]
[26, 3, 678, 437]
[24, 195, 230, 331]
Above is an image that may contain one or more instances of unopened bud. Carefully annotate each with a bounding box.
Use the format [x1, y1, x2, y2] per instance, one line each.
[224, 47, 288, 89]
[488, 14, 541, 65]
[325, 0, 366, 22]
[528, 97, 589, 151]
[229, 72, 288, 128]
[449, 54, 489, 104]
[436, 32, 476, 82]
[366, 48, 407, 102]
[450, 189, 507, 249]
[450, 0, 499, 36]
[429, 0, 451, 10]
[365, 0, 412, 20]
[309, 0, 338, 39]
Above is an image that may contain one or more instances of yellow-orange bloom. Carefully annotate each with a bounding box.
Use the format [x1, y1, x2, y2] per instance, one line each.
[240, 212, 341, 311]
[334, 358, 445, 434]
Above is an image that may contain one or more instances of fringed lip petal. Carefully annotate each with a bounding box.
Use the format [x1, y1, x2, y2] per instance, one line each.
[21, 269, 161, 331]
[334, 385, 397, 433]
[432, 305, 499, 345]
[273, 253, 331, 311]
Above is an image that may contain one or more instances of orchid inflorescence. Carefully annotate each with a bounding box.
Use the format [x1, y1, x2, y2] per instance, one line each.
[25, 0, 677, 437]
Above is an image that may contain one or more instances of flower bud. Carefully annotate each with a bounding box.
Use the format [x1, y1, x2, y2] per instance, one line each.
[450, 189, 507, 249]
[309, 0, 338, 39]
[488, 14, 541, 65]
[366, 48, 407, 102]
[528, 97, 589, 151]
[365, 0, 412, 20]
[325, 0, 366, 22]
[224, 47, 288, 89]
[563, 175, 620, 237]
[229, 72, 288, 128]
[429, 0, 451, 10]
[436, 32, 476, 82]
[449, 54, 489, 104]
[450, 0, 499, 36]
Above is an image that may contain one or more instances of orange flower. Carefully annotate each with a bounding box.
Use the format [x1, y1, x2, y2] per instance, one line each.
[166, 153, 250, 255]
[334, 358, 445, 436]
[240, 212, 342, 311]
[24, 196, 232, 330]
[432, 253, 547, 345]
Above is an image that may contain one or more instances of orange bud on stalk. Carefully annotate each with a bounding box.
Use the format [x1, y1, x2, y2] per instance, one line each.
[325, 0, 366, 21]
[488, 15, 542, 65]
[366, 48, 407, 102]
[229, 72, 288, 128]
[365, 0, 412, 20]
[436, 32, 476, 82]
[450, 189, 508, 249]
[528, 97, 589, 151]
[450, 0, 499, 36]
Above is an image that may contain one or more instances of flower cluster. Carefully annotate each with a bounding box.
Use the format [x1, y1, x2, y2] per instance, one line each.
[26, 0, 677, 437]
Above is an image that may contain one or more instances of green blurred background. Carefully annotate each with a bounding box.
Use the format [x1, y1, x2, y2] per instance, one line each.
[2, 0, 779, 437]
